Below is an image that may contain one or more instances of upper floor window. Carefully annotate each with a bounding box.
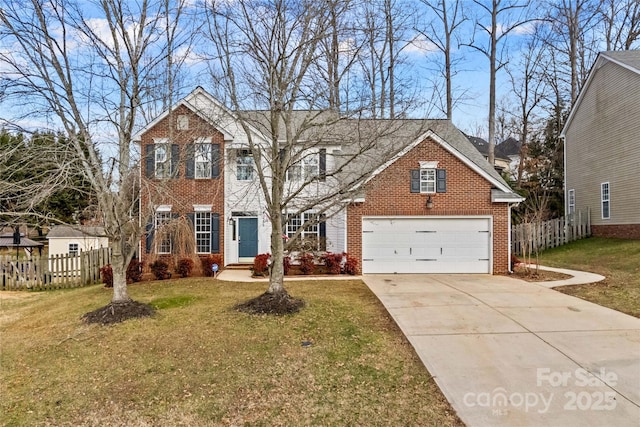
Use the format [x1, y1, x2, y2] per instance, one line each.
[420, 169, 436, 193]
[288, 152, 319, 181]
[155, 142, 171, 179]
[195, 142, 212, 179]
[177, 115, 189, 130]
[601, 182, 610, 219]
[236, 150, 254, 181]
[68, 243, 79, 256]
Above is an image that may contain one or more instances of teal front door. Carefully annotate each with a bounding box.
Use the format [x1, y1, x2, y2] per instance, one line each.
[238, 218, 258, 259]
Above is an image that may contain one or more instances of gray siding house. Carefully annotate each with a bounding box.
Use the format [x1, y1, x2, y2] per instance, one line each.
[561, 51, 640, 238]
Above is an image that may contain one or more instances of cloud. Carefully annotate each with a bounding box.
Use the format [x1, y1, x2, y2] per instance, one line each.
[405, 35, 439, 55]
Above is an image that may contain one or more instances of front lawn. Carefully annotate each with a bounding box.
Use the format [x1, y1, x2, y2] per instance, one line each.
[0, 279, 462, 426]
[538, 237, 640, 318]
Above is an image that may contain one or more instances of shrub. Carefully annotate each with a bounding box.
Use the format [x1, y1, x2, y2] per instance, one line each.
[126, 258, 143, 283]
[150, 260, 171, 280]
[100, 264, 113, 288]
[177, 258, 195, 278]
[283, 255, 291, 276]
[342, 252, 358, 275]
[511, 253, 522, 270]
[253, 253, 271, 276]
[200, 254, 223, 277]
[321, 252, 343, 275]
[298, 252, 315, 275]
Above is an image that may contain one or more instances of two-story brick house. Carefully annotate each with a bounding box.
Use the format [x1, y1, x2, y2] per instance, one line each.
[136, 87, 523, 274]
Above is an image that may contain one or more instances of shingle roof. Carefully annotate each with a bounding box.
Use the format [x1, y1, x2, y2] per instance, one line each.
[0, 233, 43, 248]
[47, 225, 106, 238]
[601, 50, 640, 72]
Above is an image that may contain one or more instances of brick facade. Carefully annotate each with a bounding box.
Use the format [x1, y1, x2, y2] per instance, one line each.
[591, 224, 640, 239]
[347, 136, 511, 274]
[139, 104, 225, 266]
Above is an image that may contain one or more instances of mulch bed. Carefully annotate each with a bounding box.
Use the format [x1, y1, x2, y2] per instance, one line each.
[234, 291, 305, 315]
[82, 300, 155, 325]
[511, 265, 573, 282]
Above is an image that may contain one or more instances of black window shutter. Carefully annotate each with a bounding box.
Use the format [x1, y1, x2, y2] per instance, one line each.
[410, 169, 420, 193]
[319, 149, 326, 181]
[212, 143, 220, 178]
[171, 144, 180, 178]
[145, 220, 154, 253]
[170, 213, 179, 253]
[211, 213, 220, 253]
[187, 213, 195, 227]
[319, 215, 327, 251]
[436, 169, 447, 193]
[279, 149, 285, 164]
[145, 145, 155, 178]
[185, 143, 195, 179]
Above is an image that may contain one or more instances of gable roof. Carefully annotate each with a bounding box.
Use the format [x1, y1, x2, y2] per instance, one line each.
[132, 87, 236, 142]
[353, 121, 516, 194]
[562, 50, 640, 138]
[496, 137, 521, 157]
[47, 225, 107, 239]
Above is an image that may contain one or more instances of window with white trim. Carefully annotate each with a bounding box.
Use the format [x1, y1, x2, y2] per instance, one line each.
[285, 211, 320, 250]
[288, 152, 319, 181]
[420, 169, 436, 193]
[68, 243, 79, 256]
[568, 189, 575, 215]
[601, 182, 610, 219]
[195, 142, 212, 179]
[155, 211, 172, 254]
[195, 212, 212, 253]
[155, 142, 171, 179]
[236, 150, 254, 180]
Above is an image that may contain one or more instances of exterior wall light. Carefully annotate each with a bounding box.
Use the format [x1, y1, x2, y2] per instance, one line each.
[426, 195, 434, 209]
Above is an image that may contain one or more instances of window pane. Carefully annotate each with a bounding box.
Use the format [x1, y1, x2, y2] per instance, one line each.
[156, 212, 172, 254]
[195, 212, 211, 253]
[195, 144, 212, 179]
[420, 169, 436, 193]
[236, 150, 254, 180]
[155, 144, 170, 178]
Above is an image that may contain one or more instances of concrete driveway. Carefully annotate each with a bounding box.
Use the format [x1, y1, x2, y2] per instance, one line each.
[363, 274, 640, 427]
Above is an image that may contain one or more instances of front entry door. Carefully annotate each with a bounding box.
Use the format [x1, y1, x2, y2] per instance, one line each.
[238, 217, 258, 261]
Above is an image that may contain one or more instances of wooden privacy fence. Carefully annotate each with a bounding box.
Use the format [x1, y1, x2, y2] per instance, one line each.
[1, 247, 111, 291]
[512, 211, 591, 256]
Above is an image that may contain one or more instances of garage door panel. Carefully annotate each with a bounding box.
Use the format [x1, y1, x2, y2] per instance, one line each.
[362, 217, 491, 274]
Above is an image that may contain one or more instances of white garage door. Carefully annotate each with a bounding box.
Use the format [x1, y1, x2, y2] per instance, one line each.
[362, 217, 491, 274]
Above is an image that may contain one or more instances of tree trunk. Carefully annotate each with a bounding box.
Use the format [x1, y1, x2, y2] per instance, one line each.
[110, 239, 130, 303]
[268, 212, 285, 294]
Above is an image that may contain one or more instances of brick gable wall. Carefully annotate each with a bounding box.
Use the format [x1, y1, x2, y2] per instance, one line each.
[139, 104, 225, 265]
[347, 136, 510, 274]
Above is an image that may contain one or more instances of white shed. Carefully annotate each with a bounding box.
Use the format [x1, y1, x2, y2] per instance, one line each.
[47, 225, 109, 256]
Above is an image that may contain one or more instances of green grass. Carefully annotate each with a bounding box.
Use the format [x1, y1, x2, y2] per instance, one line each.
[538, 237, 640, 317]
[0, 279, 461, 426]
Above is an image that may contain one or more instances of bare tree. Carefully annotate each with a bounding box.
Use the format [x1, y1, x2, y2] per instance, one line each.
[0, 0, 190, 317]
[417, 0, 468, 120]
[504, 23, 550, 186]
[546, 0, 602, 105]
[203, 0, 423, 306]
[601, 0, 640, 50]
[467, 0, 532, 166]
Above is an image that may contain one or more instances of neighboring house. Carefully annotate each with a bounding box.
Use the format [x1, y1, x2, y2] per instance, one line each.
[136, 87, 524, 274]
[466, 135, 511, 172]
[46, 225, 109, 256]
[495, 137, 522, 182]
[562, 50, 640, 238]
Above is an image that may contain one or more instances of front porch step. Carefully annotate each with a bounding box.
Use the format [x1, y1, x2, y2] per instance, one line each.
[225, 264, 253, 270]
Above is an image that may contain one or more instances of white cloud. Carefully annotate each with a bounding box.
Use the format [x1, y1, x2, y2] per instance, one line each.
[405, 35, 439, 55]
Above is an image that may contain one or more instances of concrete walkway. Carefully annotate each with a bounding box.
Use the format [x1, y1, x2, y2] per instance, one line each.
[523, 264, 606, 288]
[362, 273, 640, 427]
